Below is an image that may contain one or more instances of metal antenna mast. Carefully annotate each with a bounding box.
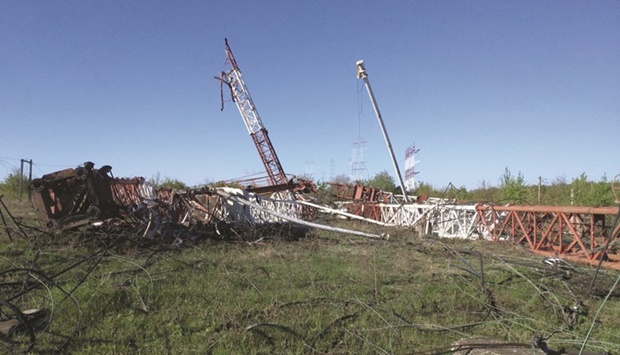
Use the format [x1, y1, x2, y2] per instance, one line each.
[216, 38, 288, 186]
[356, 60, 409, 203]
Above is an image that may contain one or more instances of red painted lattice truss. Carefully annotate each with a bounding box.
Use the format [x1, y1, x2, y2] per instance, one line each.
[476, 205, 620, 269]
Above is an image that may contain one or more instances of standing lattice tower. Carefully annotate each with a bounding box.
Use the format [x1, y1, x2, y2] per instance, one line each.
[349, 138, 367, 182]
[405, 144, 420, 191]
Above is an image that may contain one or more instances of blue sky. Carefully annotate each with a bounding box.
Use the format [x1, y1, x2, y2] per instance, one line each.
[1, 1, 619, 189]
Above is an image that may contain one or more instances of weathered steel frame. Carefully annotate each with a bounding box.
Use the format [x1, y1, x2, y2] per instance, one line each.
[347, 203, 383, 221]
[249, 130, 287, 186]
[475, 205, 620, 267]
[428, 204, 479, 240]
[380, 204, 431, 227]
[328, 183, 391, 203]
[29, 163, 158, 232]
[341, 201, 620, 267]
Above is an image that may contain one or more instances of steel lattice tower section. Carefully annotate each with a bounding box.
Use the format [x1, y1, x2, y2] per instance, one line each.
[405, 144, 420, 191]
[349, 138, 367, 182]
[217, 39, 288, 186]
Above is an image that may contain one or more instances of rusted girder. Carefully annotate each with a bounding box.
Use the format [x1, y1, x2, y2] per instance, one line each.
[226, 173, 317, 196]
[336, 198, 620, 268]
[328, 182, 391, 203]
[29, 162, 154, 232]
[476, 204, 620, 268]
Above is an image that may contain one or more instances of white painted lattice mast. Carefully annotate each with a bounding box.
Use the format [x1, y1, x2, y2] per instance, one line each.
[217, 39, 287, 186]
[405, 144, 420, 191]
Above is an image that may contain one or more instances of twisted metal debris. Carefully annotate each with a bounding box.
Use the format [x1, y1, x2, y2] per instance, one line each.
[27, 162, 381, 241]
[325, 181, 620, 269]
[22, 162, 620, 269]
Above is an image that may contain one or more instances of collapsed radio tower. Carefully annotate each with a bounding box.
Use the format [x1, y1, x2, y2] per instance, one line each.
[215, 39, 288, 187]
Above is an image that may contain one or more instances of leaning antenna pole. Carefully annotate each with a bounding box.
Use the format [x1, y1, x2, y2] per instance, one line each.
[356, 60, 409, 203]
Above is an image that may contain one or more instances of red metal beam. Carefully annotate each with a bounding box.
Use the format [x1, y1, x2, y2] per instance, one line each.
[476, 205, 620, 267]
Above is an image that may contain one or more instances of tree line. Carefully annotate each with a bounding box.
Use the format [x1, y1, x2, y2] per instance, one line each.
[329, 168, 618, 207]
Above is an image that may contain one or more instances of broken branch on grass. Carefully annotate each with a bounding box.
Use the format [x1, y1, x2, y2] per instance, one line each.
[278, 297, 340, 309]
[310, 313, 358, 346]
[246, 323, 302, 338]
[580, 273, 620, 354]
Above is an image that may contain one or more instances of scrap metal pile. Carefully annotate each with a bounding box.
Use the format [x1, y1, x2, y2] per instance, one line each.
[30, 162, 156, 232]
[27, 162, 381, 242]
[26, 161, 620, 269]
[328, 184, 620, 270]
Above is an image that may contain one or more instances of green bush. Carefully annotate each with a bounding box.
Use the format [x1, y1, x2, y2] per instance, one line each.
[0, 171, 28, 197]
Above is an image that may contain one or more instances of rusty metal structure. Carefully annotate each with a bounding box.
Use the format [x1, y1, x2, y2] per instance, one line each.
[230, 175, 316, 195]
[476, 204, 620, 267]
[24, 161, 620, 269]
[27, 163, 365, 239]
[29, 162, 155, 232]
[328, 182, 393, 204]
[327, 185, 620, 269]
[29, 162, 264, 233]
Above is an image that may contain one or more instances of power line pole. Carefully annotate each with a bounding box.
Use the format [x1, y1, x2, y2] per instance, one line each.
[18, 159, 33, 201]
[27, 159, 33, 200]
[19, 160, 24, 201]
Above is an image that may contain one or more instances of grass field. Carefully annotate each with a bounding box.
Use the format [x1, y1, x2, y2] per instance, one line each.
[1, 197, 619, 354]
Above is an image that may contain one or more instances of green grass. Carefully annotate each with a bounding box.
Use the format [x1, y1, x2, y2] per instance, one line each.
[1, 198, 620, 354]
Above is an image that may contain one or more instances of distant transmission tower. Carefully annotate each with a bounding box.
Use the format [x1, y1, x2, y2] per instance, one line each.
[329, 158, 335, 181]
[405, 144, 420, 191]
[350, 138, 368, 182]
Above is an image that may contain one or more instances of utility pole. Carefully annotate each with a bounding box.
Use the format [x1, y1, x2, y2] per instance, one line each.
[19, 160, 24, 201]
[356, 60, 409, 203]
[27, 159, 33, 200]
[18, 159, 33, 201]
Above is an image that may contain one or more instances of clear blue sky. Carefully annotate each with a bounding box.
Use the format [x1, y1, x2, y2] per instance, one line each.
[1, 1, 619, 189]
